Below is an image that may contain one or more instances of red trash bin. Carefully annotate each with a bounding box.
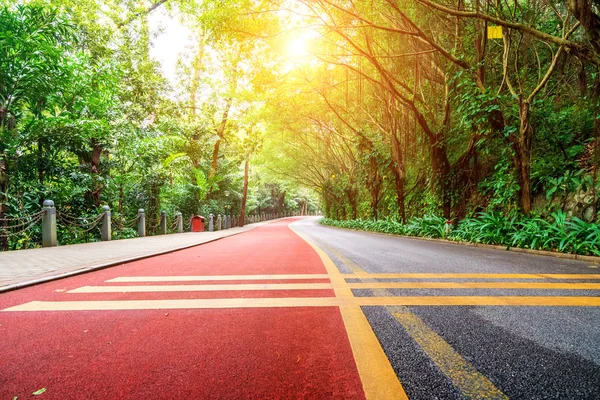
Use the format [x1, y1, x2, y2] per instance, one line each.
[191, 215, 205, 232]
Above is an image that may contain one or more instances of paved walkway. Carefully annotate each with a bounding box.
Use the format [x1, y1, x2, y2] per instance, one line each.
[0, 221, 273, 292]
[0, 217, 379, 399]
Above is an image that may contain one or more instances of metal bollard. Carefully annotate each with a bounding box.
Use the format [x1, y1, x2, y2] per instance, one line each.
[101, 205, 111, 241]
[138, 209, 146, 237]
[42, 200, 57, 247]
[217, 214, 222, 231]
[160, 211, 167, 235]
[176, 212, 183, 233]
[209, 214, 214, 232]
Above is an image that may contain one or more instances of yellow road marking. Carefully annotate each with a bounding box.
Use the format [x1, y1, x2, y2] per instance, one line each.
[347, 282, 600, 290]
[338, 305, 408, 400]
[323, 246, 509, 399]
[390, 307, 508, 399]
[348, 273, 600, 280]
[2, 298, 343, 311]
[70, 283, 334, 293]
[289, 225, 408, 400]
[106, 273, 600, 283]
[107, 274, 330, 282]
[320, 244, 364, 274]
[5, 296, 600, 312]
[72, 281, 600, 294]
[358, 296, 600, 307]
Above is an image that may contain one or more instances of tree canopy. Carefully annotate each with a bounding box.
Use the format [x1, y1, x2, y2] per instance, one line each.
[0, 0, 599, 250]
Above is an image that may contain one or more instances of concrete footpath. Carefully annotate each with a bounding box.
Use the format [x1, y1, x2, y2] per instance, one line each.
[0, 220, 275, 292]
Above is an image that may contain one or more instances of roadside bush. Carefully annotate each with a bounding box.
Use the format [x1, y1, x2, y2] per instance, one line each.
[450, 212, 518, 245]
[405, 215, 446, 238]
[320, 211, 600, 256]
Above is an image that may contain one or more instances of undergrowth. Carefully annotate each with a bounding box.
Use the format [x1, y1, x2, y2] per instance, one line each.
[320, 211, 600, 256]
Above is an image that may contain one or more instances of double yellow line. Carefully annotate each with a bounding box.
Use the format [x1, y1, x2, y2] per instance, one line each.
[308, 236, 509, 400]
[290, 226, 409, 400]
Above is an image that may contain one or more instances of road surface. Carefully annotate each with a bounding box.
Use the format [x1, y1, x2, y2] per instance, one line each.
[292, 218, 600, 399]
[1, 217, 599, 399]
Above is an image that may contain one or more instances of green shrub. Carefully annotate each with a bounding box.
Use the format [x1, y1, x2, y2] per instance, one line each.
[405, 215, 446, 238]
[320, 211, 600, 256]
[450, 212, 517, 245]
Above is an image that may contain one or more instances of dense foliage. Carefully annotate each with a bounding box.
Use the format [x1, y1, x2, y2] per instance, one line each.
[265, 0, 600, 228]
[0, 1, 315, 249]
[1, 0, 598, 252]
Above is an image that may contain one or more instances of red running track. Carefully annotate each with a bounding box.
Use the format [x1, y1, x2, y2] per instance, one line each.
[0, 218, 365, 399]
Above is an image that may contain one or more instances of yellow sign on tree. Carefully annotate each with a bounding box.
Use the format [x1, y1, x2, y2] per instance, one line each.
[487, 26, 502, 39]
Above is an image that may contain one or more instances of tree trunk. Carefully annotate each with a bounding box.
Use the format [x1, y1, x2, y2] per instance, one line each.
[345, 187, 358, 219]
[591, 73, 600, 220]
[515, 100, 534, 215]
[148, 181, 161, 234]
[239, 154, 250, 227]
[118, 184, 124, 213]
[88, 141, 104, 207]
[209, 97, 233, 182]
[391, 132, 406, 223]
[278, 191, 286, 212]
[371, 190, 379, 220]
[367, 150, 382, 220]
[432, 139, 452, 219]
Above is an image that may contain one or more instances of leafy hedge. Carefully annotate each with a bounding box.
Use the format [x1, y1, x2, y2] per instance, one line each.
[320, 211, 600, 257]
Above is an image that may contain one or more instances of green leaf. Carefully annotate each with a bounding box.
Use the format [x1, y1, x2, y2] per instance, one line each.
[32, 388, 46, 395]
[162, 152, 188, 168]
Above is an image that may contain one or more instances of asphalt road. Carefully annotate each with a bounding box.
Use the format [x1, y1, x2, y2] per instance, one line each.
[292, 217, 600, 400]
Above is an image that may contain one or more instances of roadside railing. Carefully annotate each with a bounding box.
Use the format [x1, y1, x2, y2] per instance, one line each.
[0, 200, 319, 249]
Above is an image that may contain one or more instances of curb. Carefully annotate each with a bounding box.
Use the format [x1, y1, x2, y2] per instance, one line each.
[0, 219, 285, 294]
[321, 224, 600, 264]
